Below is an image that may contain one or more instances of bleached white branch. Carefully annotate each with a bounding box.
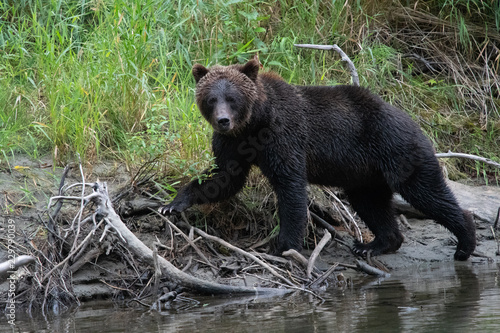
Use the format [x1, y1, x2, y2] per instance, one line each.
[294, 43, 360, 86]
[306, 230, 332, 279]
[80, 182, 291, 295]
[435, 151, 500, 169]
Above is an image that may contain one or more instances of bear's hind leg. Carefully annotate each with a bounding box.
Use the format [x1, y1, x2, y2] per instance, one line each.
[346, 186, 404, 256]
[398, 167, 476, 261]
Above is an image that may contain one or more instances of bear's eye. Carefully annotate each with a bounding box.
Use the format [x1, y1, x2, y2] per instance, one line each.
[207, 97, 217, 105]
[226, 96, 235, 103]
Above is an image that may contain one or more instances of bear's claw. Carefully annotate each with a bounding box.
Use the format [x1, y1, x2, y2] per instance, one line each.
[158, 205, 177, 215]
[158, 196, 191, 216]
[353, 234, 404, 257]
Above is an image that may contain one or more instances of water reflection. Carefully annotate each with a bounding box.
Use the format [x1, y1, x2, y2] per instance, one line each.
[2, 263, 499, 333]
[355, 263, 483, 332]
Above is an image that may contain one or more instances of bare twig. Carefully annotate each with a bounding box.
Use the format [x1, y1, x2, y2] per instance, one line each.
[435, 151, 500, 169]
[67, 160, 87, 246]
[309, 263, 339, 289]
[309, 211, 349, 246]
[51, 164, 73, 216]
[47, 164, 72, 245]
[245, 273, 324, 300]
[41, 220, 105, 283]
[193, 227, 295, 287]
[153, 211, 218, 274]
[366, 254, 390, 273]
[355, 259, 390, 277]
[337, 262, 357, 270]
[306, 230, 332, 279]
[0, 255, 36, 278]
[282, 249, 308, 268]
[491, 226, 500, 255]
[250, 252, 289, 265]
[69, 246, 103, 274]
[294, 43, 360, 86]
[77, 182, 291, 295]
[398, 214, 412, 229]
[152, 243, 161, 300]
[323, 188, 363, 243]
[48, 193, 99, 206]
[402, 53, 438, 72]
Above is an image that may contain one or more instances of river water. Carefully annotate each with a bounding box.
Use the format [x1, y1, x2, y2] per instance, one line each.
[3, 262, 500, 332]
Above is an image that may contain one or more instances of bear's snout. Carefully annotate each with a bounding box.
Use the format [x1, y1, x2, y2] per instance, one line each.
[215, 116, 232, 132]
[217, 117, 230, 128]
[212, 103, 234, 133]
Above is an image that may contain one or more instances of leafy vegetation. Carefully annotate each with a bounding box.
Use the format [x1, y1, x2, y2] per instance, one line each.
[0, 0, 498, 182]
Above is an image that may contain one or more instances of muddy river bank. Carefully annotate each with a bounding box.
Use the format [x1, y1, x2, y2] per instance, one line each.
[1, 156, 500, 331]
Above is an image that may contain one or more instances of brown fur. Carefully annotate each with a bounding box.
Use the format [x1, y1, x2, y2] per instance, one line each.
[160, 59, 477, 260]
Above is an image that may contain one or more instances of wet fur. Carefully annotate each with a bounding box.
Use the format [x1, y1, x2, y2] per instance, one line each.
[160, 60, 476, 260]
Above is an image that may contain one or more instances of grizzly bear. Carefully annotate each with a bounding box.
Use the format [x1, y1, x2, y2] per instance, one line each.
[159, 59, 476, 260]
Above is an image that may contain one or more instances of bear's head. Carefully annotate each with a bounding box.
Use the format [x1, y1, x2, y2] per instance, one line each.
[192, 59, 264, 135]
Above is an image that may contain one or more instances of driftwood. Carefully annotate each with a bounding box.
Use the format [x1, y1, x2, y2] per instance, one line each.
[355, 259, 391, 277]
[282, 249, 308, 268]
[158, 212, 217, 273]
[12, 159, 358, 312]
[50, 181, 291, 296]
[0, 255, 35, 279]
[191, 225, 295, 287]
[308, 263, 339, 289]
[306, 230, 332, 279]
[436, 151, 500, 169]
[119, 197, 161, 218]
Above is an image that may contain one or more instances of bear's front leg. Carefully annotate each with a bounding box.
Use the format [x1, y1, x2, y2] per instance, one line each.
[158, 183, 197, 215]
[159, 161, 251, 216]
[272, 180, 309, 255]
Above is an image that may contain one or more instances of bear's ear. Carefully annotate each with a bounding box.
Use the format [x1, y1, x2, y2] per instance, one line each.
[240, 59, 259, 81]
[192, 64, 209, 83]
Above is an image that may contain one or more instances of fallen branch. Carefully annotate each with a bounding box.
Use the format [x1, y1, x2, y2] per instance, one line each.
[282, 249, 308, 268]
[355, 259, 391, 277]
[309, 263, 339, 289]
[153, 211, 217, 273]
[250, 252, 290, 265]
[41, 220, 104, 283]
[81, 182, 292, 295]
[0, 255, 36, 279]
[69, 246, 104, 274]
[119, 198, 161, 217]
[323, 187, 363, 243]
[294, 43, 360, 86]
[435, 151, 500, 169]
[192, 226, 295, 287]
[306, 230, 331, 279]
[309, 211, 349, 246]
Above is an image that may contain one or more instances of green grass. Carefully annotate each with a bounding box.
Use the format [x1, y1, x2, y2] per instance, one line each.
[0, 0, 498, 182]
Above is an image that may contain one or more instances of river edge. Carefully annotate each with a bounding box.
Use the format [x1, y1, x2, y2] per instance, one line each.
[1, 155, 499, 308]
